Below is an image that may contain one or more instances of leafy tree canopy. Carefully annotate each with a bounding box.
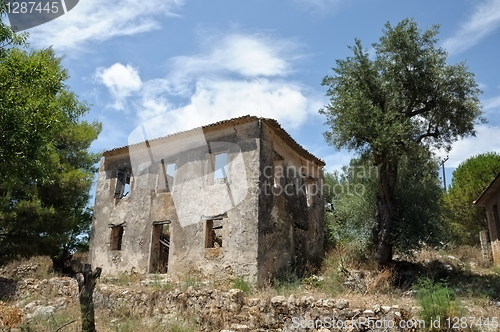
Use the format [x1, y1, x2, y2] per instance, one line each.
[0, 5, 101, 268]
[320, 18, 482, 264]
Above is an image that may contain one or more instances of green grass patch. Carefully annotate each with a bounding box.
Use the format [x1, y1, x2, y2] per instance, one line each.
[415, 277, 464, 331]
[231, 276, 252, 294]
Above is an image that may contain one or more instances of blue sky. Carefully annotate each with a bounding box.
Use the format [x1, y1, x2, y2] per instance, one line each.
[9, 0, 500, 189]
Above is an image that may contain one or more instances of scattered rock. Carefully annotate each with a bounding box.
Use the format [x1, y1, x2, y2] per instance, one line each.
[26, 305, 55, 319]
[381, 306, 391, 314]
[363, 309, 375, 317]
[323, 299, 335, 308]
[412, 306, 422, 313]
[4, 275, 430, 331]
[230, 323, 249, 332]
[271, 296, 286, 306]
[402, 289, 417, 297]
[335, 299, 349, 309]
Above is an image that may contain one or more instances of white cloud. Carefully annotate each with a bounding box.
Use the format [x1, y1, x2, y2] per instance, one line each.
[442, 0, 500, 54]
[95, 63, 142, 110]
[134, 78, 317, 134]
[165, 33, 298, 97]
[189, 79, 310, 128]
[29, 0, 184, 52]
[483, 95, 500, 112]
[172, 34, 293, 78]
[95, 33, 323, 139]
[437, 124, 500, 167]
[135, 33, 318, 128]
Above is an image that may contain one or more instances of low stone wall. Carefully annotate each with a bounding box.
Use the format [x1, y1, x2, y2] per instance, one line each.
[95, 284, 415, 331]
[1, 277, 418, 331]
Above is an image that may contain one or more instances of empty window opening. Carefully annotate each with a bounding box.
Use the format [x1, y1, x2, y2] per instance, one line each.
[214, 153, 227, 179]
[208, 152, 228, 185]
[205, 219, 223, 248]
[157, 160, 176, 192]
[110, 226, 124, 250]
[115, 169, 132, 198]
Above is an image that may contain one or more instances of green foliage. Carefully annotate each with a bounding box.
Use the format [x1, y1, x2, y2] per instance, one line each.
[415, 278, 464, 330]
[301, 275, 325, 288]
[272, 266, 301, 295]
[0, 1, 28, 54]
[0, 10, 101, 266]
[321, 19, 483, 158]
[231, 276, 252, 294]
[320, 18, 482, 263]
[444, 152, 500, 245]
[323, 156, 378, 246]
[392, 149, 446, 252]
[319, 242, 372, 295]
[324, 148, 445, 253]
[151, 275, 175, 290]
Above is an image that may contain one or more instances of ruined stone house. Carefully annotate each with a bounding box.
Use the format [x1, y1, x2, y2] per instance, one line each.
[475, 172, 500, 266]
[89, 116, 325, 284]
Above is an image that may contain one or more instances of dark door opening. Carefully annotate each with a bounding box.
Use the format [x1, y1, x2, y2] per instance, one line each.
[150, 221, 170, 273]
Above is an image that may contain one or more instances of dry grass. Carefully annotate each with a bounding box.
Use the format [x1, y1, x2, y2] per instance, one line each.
[2, 246, 499, 331]
[0, 256, 55, 280]
[19, 302, 81, 332]
[0, 301, 23, 328]
[95, 309, 201, 332]
[72, 252, 89, 265]
[367, 267, 395, 293]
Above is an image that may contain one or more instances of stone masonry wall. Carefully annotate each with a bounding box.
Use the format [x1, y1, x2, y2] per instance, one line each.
[2, 277, 417, 332]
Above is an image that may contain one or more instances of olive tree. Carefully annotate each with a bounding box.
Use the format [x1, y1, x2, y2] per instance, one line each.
[320, 19, 483, 265]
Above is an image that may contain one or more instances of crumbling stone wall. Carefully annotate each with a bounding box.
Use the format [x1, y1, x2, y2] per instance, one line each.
[257, 121, 324, 283]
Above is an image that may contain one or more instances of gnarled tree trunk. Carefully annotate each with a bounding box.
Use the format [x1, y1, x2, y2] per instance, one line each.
[77, 264, 101, 332]
[374, 159, 398, 267]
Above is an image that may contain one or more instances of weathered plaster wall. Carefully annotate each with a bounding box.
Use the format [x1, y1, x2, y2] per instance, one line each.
[91, 121, 262, 282]
[90, 156, 154, 275]
[257, 122, 324, 283]
[164, 122, 261, 282]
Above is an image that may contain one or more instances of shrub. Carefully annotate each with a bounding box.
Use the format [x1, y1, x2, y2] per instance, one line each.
[415, 277, 463, 330]
[231, 276, 252, 294]
[301, 275, 325, 288]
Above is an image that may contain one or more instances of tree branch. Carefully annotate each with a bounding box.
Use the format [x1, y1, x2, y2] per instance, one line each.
[417, 128, 440, 143]
[407, 100, 437, 118]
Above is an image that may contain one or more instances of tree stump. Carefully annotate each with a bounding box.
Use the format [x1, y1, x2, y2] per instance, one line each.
[77, 264, 101, 332]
